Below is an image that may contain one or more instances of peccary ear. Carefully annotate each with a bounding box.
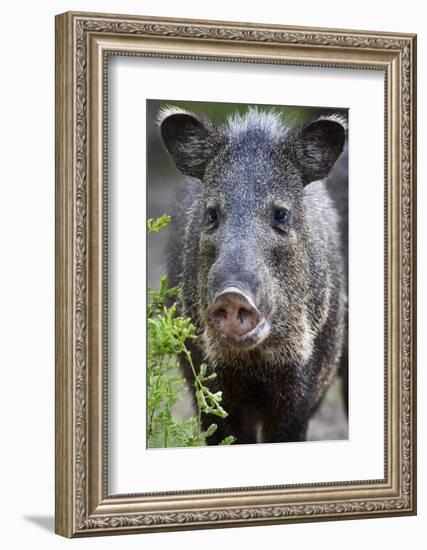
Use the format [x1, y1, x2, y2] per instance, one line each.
[289, 117, 346, 185]
[158, 108, 223, 179]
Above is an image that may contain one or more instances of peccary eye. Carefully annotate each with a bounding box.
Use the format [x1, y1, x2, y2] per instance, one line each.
[273, 207, 290, 225]
[205, 207, 219, 228]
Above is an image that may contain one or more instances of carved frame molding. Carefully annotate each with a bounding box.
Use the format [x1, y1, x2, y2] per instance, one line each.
[55, 11, 416, 537]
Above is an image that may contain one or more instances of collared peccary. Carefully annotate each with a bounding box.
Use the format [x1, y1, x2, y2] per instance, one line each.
[159, 106, 348, 444]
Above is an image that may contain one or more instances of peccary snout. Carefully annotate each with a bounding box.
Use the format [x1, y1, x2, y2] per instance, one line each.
[207, 287, 270, 347]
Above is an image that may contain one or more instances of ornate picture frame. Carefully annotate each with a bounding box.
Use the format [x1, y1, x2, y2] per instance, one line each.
[55, 11, 417, 537]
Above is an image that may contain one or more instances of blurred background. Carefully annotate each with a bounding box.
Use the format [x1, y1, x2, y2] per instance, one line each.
[147, 99, 348, 441]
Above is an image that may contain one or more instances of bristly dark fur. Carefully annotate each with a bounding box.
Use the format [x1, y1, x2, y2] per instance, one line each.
[160, 106, 348, 444]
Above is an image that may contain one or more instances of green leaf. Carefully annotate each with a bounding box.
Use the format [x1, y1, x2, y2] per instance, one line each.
[202, 423, 218, 439]
[219, 435, 236, 445]
[147, 214, 171, 233]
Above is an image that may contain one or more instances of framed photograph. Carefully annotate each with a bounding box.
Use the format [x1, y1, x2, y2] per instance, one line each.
[55, 11, 417, 537]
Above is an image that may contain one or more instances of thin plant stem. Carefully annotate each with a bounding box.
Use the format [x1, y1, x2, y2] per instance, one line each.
[147, 355, 164, 438]
[183, 348, 203, 440]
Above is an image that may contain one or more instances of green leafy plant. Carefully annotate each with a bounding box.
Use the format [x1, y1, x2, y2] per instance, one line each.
[147, 215, 235, 448]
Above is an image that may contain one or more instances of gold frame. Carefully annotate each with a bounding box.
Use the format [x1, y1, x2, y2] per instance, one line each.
[55, 11, 417, 537]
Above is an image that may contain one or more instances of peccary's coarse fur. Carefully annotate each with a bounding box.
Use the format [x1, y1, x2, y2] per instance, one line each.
[159, 106, 348, 444]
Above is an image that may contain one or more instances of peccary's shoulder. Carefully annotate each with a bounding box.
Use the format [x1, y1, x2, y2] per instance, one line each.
[166, 178, 203, 318]
[303, 179, 345, 329]
[304, 179, 340, 245]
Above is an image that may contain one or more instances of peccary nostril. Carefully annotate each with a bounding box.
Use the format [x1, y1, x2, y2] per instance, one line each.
[237, 308, 245, 324]
[237, 307, 253, 327]
[207, 290, 261, 338]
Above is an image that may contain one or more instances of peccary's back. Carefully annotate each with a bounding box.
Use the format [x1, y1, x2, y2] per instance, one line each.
[304, 176, 345, 329]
